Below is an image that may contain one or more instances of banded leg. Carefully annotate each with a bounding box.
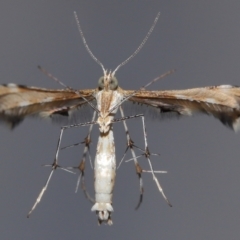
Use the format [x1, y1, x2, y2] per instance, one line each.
[117, 107, 172, 208]
[27, 119, 97, 217]
[64, 111, 96, 202]
[119, 106, 144, 209]
[140, 115, 172, 207]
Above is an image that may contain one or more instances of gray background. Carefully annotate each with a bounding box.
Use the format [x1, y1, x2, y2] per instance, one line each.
[0, 1, 240, 239]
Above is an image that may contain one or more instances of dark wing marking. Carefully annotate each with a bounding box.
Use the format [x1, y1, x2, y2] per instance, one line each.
[0, 84, 95, 128]
[124, 85, 240, 131]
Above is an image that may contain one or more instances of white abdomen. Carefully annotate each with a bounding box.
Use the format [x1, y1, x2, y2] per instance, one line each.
[91, 127, 116, 225]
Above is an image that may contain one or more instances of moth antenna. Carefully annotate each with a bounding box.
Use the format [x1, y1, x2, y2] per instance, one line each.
[38, 66, 100, 114]
[112, 12, 161, 76]
[74, 11, 106, 74]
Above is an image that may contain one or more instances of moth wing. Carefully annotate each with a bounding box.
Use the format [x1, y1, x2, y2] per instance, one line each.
[124, 85, 240, 131]
[0, 84, 95, 128]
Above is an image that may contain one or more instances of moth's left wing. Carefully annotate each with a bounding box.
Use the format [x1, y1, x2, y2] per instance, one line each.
[124, 85, 240, 131]
[0, 84, 95, 128]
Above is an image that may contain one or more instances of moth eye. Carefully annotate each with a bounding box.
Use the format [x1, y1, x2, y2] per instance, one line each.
[98, 76, 105, 90]
[109, 77, 118, 90]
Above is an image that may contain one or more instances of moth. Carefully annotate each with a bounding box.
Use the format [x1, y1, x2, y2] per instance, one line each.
[0, 12, 240, 225]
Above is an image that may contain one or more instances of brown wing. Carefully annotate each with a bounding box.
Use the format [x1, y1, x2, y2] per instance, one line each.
[0, 84, 95, 128]
[124, 85, 240, 131]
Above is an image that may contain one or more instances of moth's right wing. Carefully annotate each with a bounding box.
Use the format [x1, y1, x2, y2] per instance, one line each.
[123, 85, 240, 131]
[0, 84, 95, 128]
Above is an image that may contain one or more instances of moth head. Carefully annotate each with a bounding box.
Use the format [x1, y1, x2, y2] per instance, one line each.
[98, 71, 118, 91]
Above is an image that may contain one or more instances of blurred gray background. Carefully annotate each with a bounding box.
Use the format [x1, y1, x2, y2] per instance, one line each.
[0, 1, 240, 239]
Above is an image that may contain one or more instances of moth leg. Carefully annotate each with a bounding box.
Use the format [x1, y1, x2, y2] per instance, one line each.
[140, 115, 172, 207]
[27, 119, 97, 217]
[118, 107, 171, 208]
[65, 111, 97, 203]
[119, 106, 144, 209]
[28, 127, 66, 217]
